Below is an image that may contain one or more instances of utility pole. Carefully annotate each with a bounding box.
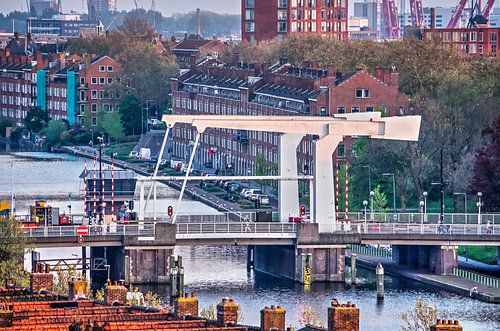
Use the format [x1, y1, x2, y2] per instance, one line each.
[440, 149, 444, 223]
[97, 134, 104, 224]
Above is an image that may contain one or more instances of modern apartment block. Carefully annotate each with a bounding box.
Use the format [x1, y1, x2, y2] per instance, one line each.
[423, 26, 499, 56]
[87, 0, 117, 15]
[241, 0, 348, 43]
[170, 57, 408, 175]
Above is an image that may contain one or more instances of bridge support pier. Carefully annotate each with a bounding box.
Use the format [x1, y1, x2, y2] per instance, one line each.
[127, 248, 173, 284]
[253, 245, 345, 283]
[392, 245, 457, 275]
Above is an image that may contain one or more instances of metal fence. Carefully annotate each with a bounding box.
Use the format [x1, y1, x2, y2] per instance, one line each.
[346, 212, 500, 225]
[451, 267, 500, 288]
[351, 244, 392, 259]
[176, 222, 297, 235]
[22, 224, 156, 238]
[351, 222, 500, 235]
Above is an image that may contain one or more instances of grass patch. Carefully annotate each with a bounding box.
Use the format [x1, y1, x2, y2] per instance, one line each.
[104, 142, 137, 159]
[203, 185, 224, 193]
[458, 246, 498, 265]
[238, 199, 253, 206]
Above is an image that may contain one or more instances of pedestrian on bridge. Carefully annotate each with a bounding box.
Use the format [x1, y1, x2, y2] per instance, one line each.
[486, 220, 493, 235]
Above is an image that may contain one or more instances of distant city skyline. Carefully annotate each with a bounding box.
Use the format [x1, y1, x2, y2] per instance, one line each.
[0, 0, 489, 16]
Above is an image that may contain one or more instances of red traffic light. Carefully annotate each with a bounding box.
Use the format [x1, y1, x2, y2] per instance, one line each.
[167, 205, 173, 217]
[300, 205, 306, 217]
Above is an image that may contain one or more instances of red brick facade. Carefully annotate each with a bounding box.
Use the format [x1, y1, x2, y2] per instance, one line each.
[242, 0, 348, 43]
[171, 59, 408, 175]
[423, 27, 499, 57]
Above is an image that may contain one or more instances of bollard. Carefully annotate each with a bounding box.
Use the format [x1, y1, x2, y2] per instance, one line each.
[351, 254, 357, 285]
[376, 263, 384, 299]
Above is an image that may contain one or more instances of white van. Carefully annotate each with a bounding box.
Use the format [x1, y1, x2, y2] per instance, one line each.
[246, 189, 262, 199]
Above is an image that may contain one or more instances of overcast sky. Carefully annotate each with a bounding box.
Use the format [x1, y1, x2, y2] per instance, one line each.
[0, 1, 475, 16]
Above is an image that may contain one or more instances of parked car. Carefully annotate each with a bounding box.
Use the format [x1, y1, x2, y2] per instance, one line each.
[240, 189, 251, 198]
[247, 189, 262, 200]
[228, 183, 240, 192]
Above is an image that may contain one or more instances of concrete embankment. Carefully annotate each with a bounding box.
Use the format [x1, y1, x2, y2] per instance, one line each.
[346, 252, 500, 303]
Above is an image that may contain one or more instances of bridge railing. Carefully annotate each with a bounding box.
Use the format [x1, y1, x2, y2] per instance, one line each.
[358, 222, 500, 235]
[451, 267, 500, 289]
[22, 224, 156, 238]
[346, 212, 500, 224]
[176, 222, 297, 235]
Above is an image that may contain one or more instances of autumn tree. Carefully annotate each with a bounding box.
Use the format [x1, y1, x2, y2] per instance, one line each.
[0, 216, 29, 287]
[469, 116, 500, 211]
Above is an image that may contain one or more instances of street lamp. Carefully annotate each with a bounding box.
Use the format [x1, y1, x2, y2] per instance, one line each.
[453, 192, 467, 224]
[423, 191, 428, 222]
[363, 165, 372, 197]
[477, 192, 482, 234]
[419, 200, 424, 233]
[97, 134, 105, 224]
[363, 200, 368, 233]
[370, 190, 374, 220]
[382, 173, 397, 221]
[105, 264, 111, 281]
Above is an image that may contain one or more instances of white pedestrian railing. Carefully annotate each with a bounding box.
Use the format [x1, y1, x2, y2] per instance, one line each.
[354, 222, 500, 236]
[176, 222, 297, 236]
[351, 244, 392, 259]
[21, 224, 156, 238]
[451, 267, 500, 288]
[346, 212, 500, 225]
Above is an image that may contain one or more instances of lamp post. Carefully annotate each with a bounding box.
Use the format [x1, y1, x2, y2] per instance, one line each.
[363, 165, 372, 196]
[423, 191, 428, 222]
[105, 264, 111, 281]
[477, 192, 482, 234]
[419, 200, 424, 233]
[453, 192, 467, 224]
[97, 134, 105, 225]
[382, 173, 396, 221]
[370, 190, 374, 220]
[363, 200, 368, 233]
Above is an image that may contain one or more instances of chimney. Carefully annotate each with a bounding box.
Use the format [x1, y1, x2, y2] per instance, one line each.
[68, 277, 88, 301]
[430, 320, 463, 331]
[175, 292, 199, 318]
[261, 305, 286, 331]
[430, 8, 436, 29]
[30, 262, 54, 293]
[327, 299, 360, 331]
[104, 280, 127, 305]
[35, 51, 43, 70]
[196, 8, 201, 38]
[390, 69, 399, 88]
[327, 64, 336, 77]
[217, 298, 239, 326]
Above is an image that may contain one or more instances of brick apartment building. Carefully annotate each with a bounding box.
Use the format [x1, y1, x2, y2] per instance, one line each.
[242, 0, 348, 43]
[171, 37, 227, 69]
[0, 33, 122, 129]
[423, 27, 499, 57]
[171, 57, 409, 175]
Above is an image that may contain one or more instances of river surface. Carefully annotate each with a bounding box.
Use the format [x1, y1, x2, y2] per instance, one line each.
[1, 151, 499, 330]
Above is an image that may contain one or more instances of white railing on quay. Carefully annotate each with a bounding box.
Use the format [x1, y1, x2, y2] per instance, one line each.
[451, 267, 500, 288]
[351, 244, 392, 259]
[176, 222, 297, 238]
[21, 224, 156, 238]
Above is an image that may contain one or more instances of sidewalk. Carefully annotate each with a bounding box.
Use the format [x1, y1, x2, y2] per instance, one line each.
[347, 252, 500, 303]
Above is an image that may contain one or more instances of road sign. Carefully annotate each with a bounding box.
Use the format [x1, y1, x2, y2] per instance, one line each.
[76, 226, 89, 236]
[77, 236, 84, 244]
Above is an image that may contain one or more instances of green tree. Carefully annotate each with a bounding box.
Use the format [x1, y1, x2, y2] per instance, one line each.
[24, 106, 49, 133]
[44, 119, 68, 146]
[372, 186, 388, 212]
[101, 111, 125, 141]
[119, 93, 143, 136]
[0, 117, 14, 137]
[0, 216, 29, 288]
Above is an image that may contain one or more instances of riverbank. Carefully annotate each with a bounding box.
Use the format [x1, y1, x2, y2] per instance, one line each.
[346, 252, 500, 304]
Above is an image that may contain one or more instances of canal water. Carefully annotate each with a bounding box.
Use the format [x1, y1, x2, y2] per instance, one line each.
[1, 152, 499, 330]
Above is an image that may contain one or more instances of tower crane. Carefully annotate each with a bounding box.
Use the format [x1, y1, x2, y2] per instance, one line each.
[383, 0, 400, 39]
[134, 0, 138, 10]
[447, 0, 469, 28]
[481, 0, 497, 18]
[409, 0, 425, 27]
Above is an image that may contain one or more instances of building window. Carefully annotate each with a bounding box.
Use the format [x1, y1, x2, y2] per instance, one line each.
[351, 107, 360, 113]
[91, 90, 97, 99]
[278, 0, 287, 8]
[80, 77, 85, 85]
[245, 0, 254, 8]
[91, 117, 97, 126]
[245, 22, 255, 32]
[278, 22, 287, 32]
[245, 10, 254, 20]
[320, 107, 327, 116]
[337, 144, 345, 157]
[99, 77, 105, 85]
[355, 89, 370, 98]
[278, 10, 287, 20]
[337, 106, 345, 114]
[91, 104, 97, 112]
[115, 91, 121, 99]
[99, 65, 105, 72]
[366, 106, 373, 112]
[91, 77, 97, 84]
[107, 77, 113, 84]
[107, 66, 113, 72]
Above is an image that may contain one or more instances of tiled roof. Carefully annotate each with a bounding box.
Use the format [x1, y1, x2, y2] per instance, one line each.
[184, 74, 247, 90]
[0, 63, 32, 71]
[256, 84, 323, 101]
[174, 39, 214, 51]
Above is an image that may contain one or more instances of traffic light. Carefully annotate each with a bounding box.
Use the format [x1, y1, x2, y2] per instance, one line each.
[167, 205, 173, 217]
[300, 205, 306, 217]
[254, 199, 261, 209]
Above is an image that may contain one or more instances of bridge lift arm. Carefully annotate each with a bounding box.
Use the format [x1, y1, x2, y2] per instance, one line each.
[383, 0, 401, 39]
[482, 0, 496, 17]
[447, 0, 469, 28]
